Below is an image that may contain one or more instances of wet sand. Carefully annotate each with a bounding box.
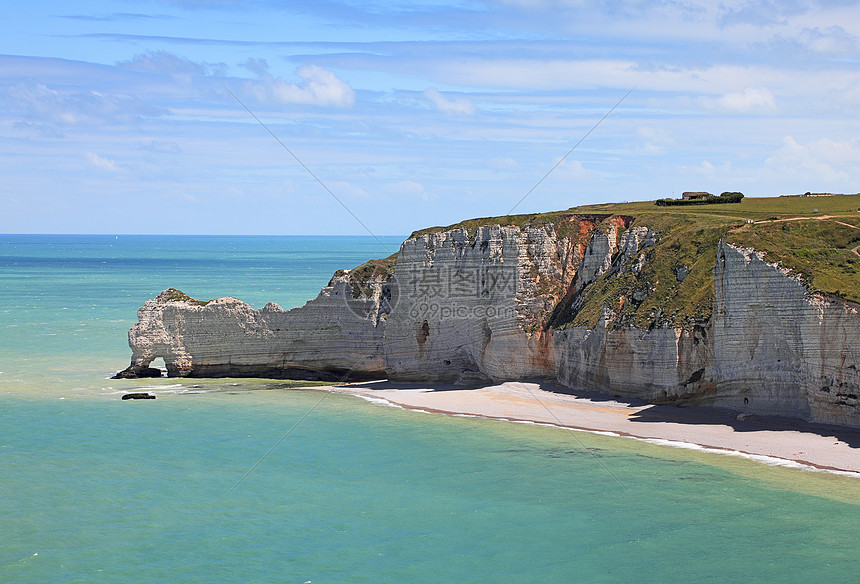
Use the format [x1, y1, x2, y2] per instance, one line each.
[326, 380, 860, 475]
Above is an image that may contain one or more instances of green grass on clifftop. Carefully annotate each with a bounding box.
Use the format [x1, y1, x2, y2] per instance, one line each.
[409, 210, 616, 242]
[346, 194, 860, 327]
[727, 216, 860, 303]
[568, 194, 860, 324]
[577, 192, 860, 219]
[158, 288, 211, 306]
[334, 253, 398, 298]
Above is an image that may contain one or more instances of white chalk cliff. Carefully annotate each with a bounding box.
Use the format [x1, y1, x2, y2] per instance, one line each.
[119, 277, 389, 381]
[117, 214, 860, 427]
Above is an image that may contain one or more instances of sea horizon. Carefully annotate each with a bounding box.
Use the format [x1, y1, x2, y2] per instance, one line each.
[0, 232, 411, 238]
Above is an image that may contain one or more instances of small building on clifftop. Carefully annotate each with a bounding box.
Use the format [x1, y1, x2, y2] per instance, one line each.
[682, 191, 713, 200]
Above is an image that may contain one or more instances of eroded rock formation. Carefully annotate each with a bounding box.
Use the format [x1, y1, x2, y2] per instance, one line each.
[117, 214, 860, 427]
[116, 274, 389, 381]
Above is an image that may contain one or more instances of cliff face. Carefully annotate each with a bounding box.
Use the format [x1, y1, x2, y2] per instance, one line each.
[551, 238, 860, 427]
[383, 224, 580, 383]
[709, 241, 859, 424]
[555, 323, 710, 402]
[117, 214, 860, 427]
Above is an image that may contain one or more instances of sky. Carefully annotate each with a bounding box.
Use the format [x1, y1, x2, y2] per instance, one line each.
[2, 0, 860, 236]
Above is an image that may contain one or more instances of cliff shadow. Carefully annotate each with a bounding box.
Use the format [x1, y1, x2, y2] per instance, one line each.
[540, 382, 653, 408]
[341, 379, 860, 449]
[627, 404, 860, 449]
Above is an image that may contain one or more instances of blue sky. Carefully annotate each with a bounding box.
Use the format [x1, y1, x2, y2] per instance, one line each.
[3, 0, 860, 235]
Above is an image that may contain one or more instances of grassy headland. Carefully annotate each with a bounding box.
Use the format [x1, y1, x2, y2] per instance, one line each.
[569, 194, 860, 326]
[359, 194, 860, 328]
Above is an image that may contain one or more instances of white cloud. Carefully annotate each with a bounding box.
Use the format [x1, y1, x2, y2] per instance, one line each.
[246, 65, 355, 108]
[139, 140, 182, 153]
[548, 158, 591, 180]
[677, 159, 729, 174]
[120, 51, 207, 76]
[637, 125, 675, 144]
[765, 136, 860, 183]
[328, 180, 368, 199]
[241, 57, 269, 77]
[718, 0, 807, 27]
[12, 120, 65, 138]
[830, 79, 860, 108]
[423, 88, 477, 115]
[496, 0, 578, 6]
[702, 87, 776, 113]
[223, 186, 245, 199]
[489, 157, 520, 171]
[7, 1, 860, 234]
[439, 58, 635, 90]
[86, 152, 120, 172]
[5, 81, 162, 126]
[797, 25, 858, 54]
[636, 125, 676, 155]
[387, 180, 428, 200]
[163, 191, 197, 203]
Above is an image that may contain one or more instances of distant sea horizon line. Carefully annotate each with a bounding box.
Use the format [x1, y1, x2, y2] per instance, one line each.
[0, 233, 410, 238]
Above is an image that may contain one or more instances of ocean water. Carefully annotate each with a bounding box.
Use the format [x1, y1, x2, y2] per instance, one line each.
[2, 234, 859, 583]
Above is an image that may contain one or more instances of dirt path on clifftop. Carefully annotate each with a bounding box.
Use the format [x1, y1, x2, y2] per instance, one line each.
[755, 214, 860, 227]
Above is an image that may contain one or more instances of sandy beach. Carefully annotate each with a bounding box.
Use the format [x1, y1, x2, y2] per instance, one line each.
[326, 380, 860, 476]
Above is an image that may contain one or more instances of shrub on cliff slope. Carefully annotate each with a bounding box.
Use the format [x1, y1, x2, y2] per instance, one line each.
[655, 192, 744, 206]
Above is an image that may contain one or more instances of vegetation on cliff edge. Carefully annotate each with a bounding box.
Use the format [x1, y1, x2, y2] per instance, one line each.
[410, 210, 614, 243]
[564, 194, 860, 325]
[158, 288, 211, 306]
[334, 253, 398, 298]
[343, 194, 860, 328]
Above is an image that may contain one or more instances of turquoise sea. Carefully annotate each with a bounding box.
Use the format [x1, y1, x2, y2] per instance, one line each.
[2, 234, 859, 583]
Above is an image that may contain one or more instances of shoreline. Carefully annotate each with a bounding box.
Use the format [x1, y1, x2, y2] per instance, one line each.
[323, 380, 860, 477]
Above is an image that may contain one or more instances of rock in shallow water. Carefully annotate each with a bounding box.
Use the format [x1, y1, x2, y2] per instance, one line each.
[112, 366, 162, 379]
